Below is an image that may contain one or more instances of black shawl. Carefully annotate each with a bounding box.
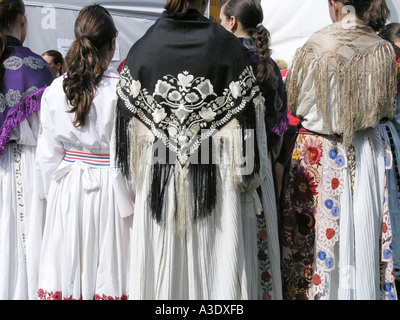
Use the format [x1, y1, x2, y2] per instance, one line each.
[115, 9, 263, 224]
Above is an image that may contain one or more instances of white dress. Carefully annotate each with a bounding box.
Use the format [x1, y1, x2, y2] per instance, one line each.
[0, 118, 45, 300]
[35, 68, 134, 300]
[281, 55, 397, 300]
[118, 88, 282, 300]
[0, 37, 54, 300]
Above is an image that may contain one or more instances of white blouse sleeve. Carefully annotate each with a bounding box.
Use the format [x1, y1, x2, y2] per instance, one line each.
[35, 87, 65, 199]
[110, 123, 135, 219]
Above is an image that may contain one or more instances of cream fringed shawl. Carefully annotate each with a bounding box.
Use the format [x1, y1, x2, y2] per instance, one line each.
[286, 20, 397, 145]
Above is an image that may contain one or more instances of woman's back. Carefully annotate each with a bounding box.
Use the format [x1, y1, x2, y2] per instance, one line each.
[39, 68, 119, 153]
[115, 4, 282, 300]
[36, 5, 133, 301]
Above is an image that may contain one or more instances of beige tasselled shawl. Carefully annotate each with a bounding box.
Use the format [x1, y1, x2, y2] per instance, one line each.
[286, 19, 397, 145]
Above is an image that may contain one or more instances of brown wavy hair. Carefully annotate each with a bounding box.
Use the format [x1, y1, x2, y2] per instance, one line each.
[222, 0, 275, 90]
[330, 0, 390, 31]
[0, 0, 25, 85]
[63, 5, 117, 128]
[165, 0, 190, 17]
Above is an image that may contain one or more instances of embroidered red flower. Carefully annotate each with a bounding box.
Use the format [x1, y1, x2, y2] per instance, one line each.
[313, 274, 322, 286]
[262, 292, 272, 300]
[331, 178, 340, 190]
[258, 229, 268, 241]
[38, 289, 128, 300]
[262, 271, 271, 282]
[300, 137, 323, 165]
[383, 222, 388, 234]
[51, 291, 62, 300]
[38, 289, 46, 300]
[326, 228, 336, 240]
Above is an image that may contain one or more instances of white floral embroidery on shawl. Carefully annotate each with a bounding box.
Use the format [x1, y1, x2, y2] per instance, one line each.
[117, 67, 259, 166]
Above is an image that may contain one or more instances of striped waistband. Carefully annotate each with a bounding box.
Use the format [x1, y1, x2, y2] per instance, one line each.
[63, 150, 110, 167]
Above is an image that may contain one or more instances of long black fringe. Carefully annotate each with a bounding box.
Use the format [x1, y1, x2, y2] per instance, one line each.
[191, 138, 217, 220]
[116, 100, 261, 226]
[148, 162, 173, 223]
[115, 100, 131, 179]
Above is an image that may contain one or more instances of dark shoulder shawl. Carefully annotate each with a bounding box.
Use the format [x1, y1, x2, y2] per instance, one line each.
[115, 10, 262, 224]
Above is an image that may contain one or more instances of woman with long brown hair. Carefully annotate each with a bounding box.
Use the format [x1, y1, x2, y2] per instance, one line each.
[280, 0, 397, 300]
[220, 0, 288, 155]
[0, 0, 53, 300]
[115, 0, 281, 299]
[36, 5, 134, 300]
[219, 0, 286, 300]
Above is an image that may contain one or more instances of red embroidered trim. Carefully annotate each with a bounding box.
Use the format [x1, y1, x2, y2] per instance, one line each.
[38, 289, 128, 300]
[103, 75, 120, 80]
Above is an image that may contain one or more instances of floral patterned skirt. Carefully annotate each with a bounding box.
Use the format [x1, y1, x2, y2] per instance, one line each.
[279, 128, 397, 300]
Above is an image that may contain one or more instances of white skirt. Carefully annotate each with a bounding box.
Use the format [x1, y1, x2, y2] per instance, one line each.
[37, 159, 132, 300]
[127, 162, 281, 300]
[0, 143, 45, 300]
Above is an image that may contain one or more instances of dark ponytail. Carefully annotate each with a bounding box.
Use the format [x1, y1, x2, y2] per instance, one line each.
[0, 0, 25, 85]
[63, 5, 117, 128]
[379, 22, 400, 43]
[222, 0, 275, 90]
[165, 0, 189, 18]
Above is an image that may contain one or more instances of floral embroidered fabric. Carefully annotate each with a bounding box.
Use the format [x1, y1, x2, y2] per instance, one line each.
[257, 211, 273, 299]
[280, 131, 398, 300]
[117, 67, 260, 166]
[381, 140, 397, 300]
[309, 137, 347, 298]
[38, 289, 128, 300]
[280, 133, 321, 300]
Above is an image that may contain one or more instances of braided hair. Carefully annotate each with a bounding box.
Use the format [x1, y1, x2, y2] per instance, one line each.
[222, 0, 275, 90]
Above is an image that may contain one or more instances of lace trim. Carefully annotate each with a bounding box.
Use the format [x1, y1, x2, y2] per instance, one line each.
[309, 137, 348, 298]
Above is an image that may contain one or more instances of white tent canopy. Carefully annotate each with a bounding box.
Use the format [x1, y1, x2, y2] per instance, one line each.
[23, 0, 400, 69]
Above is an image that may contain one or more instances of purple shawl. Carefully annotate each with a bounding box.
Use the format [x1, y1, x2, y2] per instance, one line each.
[0, 36, 54, 128]
[0, 36, 53, 158]
[0, 86, 46, 157]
